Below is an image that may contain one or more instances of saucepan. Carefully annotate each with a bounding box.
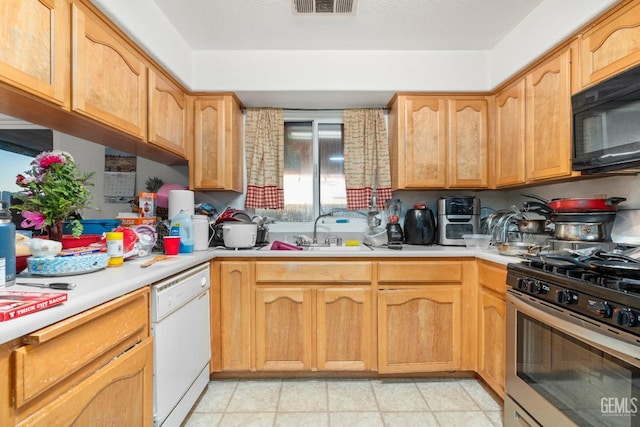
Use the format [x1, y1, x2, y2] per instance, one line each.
[516, 219, 549, 234]
[554, 222, 608, 242]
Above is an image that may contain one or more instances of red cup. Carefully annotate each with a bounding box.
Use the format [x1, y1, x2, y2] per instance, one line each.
[163, 236, 180, 255]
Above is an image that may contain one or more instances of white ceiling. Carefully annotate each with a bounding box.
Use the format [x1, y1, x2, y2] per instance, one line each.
[150, 0, 543, 51]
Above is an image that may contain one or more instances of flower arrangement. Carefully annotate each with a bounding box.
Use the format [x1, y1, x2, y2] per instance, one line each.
[13, 150, 95, 238]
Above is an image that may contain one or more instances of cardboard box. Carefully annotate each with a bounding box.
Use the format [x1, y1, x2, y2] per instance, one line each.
[139, 192, 156, 218]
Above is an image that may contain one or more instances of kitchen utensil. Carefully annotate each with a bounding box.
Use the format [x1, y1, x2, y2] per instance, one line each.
[550, 211, 617, 223]
[516, 219, 549, 234]
[403, 204, 436, 245]
[462, 234, 491, 249]
[588, 259, 640, 279]
[141, 254, 168, 267]
[222, 222, 257, 248]
[364, 228, 388, 247]
[163, 236, 180, 255]
[522, 194, 626, 212]
[385, 199, 404, 243]
[17, 282, 76, 290]
[497, 242, 541, 256]
[554, 222, 607, 241]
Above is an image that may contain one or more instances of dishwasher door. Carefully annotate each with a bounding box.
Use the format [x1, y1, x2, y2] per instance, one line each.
[151, 263, 211, 426]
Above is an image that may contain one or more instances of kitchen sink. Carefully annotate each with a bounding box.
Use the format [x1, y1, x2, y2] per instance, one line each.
[303, 245, 374, 251]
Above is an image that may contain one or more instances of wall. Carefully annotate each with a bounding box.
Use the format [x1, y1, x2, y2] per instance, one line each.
[54, 132, 189, 220]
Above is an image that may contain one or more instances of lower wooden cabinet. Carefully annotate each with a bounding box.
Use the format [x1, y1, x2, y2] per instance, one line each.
[220, 261, 252, 371]
[377, 287, 462, 374]
[477, 260, 507, 397]
[5, 287, 153, 426]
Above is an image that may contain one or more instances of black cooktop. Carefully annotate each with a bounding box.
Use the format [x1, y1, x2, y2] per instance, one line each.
[507, 261, 640, 336]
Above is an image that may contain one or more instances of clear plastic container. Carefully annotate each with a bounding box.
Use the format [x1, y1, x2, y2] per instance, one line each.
[462, 234, 491, 250]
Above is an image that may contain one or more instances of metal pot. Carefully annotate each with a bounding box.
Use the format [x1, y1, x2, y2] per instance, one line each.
[516, 219, 549, 234]
[497, 241, 541, 256]
[554, 222, 607, 241]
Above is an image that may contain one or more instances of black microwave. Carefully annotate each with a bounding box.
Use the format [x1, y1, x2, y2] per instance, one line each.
[572, 63, 640, 173]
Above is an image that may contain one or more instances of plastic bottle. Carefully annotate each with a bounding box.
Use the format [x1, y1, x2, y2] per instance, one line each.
[0, 200, 16, 286]
[106, 231, 124, 267]
[170, 210, 194, 253]
[192, 215, 209, 251]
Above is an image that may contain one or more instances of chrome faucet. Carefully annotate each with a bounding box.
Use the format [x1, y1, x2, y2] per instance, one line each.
[313, 212, 334, 244]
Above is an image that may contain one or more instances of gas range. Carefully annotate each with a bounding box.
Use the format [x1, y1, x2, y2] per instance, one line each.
[507, 261, 640, 337]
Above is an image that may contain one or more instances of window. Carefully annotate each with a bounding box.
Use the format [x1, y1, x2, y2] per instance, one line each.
[255, 111, 353, 222]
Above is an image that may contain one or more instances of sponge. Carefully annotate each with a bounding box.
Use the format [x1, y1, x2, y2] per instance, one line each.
[345, 240, 360, 246]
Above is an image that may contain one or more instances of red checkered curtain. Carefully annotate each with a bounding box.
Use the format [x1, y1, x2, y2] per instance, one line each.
[343, 109, 392, 210]
[244, 108, 285, 209]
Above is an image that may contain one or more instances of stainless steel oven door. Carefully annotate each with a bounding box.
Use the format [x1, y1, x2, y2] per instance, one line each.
[506, 290, 640, 427]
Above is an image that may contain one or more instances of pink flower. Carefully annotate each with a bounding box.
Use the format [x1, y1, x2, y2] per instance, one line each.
[20, 211, 47, 230]
[38, 154, 65, 169]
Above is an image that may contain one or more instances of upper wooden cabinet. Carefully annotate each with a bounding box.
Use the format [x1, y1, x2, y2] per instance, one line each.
[388, 94, 489, 189]
[71, 2, 147, 140]
[580, 0, 640, 90]
[0, 0, 70, 107]
[191, 95, 244, 191]
[493, 79, 526, 187]
[525, 46, 574, 182]
[148, 68, 188, 158]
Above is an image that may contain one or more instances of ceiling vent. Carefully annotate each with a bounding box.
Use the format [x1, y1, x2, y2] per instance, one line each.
[292, 0, 357, 15]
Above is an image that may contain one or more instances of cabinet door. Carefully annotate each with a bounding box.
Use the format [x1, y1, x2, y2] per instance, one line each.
[317, 288, 372, 371]
[525, 47, 573, 182]
[148, 68, 188, 158]
[494, 79, 526, 187]
[192, 95, 244, 191]
[378, 287, 461, 374]
[580, 1, 640, 89]
[447, 98, 489, 188]
[391, 96, 447, 188]
[17, 338, 153, 427]
[255, 288, 313, 371]
[220, 262, 252, 371]
[71, 3, 147, 139]
[478, 289, 506, 398]
[0, 0, 69, 106]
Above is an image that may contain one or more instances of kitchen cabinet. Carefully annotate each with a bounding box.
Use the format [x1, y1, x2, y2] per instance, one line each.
[0, 0, 70, 107]
[11, 288, 153, 426]
[219, 261, 252, 371]
[376, 261, 472, 374]
[71, 1, 147, 139]
[148, 67, 189, 158]
[477, 260, 507, 398]
[579, 0, 640, 90]
[254, 261, 373, 371]
[388, 94, 489, 189]
[493, 79, 526, 187]
[525, 46, 575, 182]
[191, 94, 244, 191]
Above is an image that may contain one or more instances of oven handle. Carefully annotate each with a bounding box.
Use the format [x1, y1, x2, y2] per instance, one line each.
[507, 290, 640, 366]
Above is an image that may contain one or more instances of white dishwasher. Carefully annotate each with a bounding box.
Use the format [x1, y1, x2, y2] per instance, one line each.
[151, 263, 211, 427]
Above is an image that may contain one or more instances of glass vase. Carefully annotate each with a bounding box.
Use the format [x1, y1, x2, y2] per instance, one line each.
[47, 220, 64, 242]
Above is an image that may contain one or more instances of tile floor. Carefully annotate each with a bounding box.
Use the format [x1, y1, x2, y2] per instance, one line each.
[183, 378, 504, 427]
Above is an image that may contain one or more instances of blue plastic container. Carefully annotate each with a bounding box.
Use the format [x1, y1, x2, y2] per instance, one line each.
[63, 219, 121, 235]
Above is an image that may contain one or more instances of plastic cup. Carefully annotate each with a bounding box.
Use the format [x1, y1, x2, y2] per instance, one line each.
[163, 236, 180, 255]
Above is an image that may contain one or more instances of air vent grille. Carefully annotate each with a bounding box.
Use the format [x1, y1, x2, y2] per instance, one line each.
[292, 0, 357, 15]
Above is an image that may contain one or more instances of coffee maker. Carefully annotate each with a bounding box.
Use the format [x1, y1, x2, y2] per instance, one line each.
[385, 199, 404, 244]
[437, 196, 480, 245]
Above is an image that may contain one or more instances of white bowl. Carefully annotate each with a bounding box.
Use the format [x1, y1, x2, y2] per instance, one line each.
[462, 234, 491, 250]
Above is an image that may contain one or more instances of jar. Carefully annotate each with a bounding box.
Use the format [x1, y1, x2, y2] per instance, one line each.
[106, 231, 124, 267]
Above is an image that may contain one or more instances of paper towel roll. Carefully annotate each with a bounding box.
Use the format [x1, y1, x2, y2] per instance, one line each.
[168, 190, 195, 221]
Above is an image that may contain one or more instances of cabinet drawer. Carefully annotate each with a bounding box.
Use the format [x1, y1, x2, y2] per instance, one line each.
[478, 261, 508, 295]
[13, 288, 149, 407]
[378, 261, 462, 283]
[256, 261, 372, 283]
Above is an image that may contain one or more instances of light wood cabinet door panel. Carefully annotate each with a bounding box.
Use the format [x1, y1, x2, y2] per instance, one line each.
[478, 289, 506, 398]
[17, 338, 153, 427]
[256, 261, 372, 283]
[494, 79, 526, 187]
[0, 0, 70, 106]
[71, 3, 147, 139]
[255, 288, 313, 371]
[192, 95, 244, 191]
[580, 0, 640, 89]
[525, 47, 573, 181]
[378, 287, 461, 374]
[148, 68, 188, 158]
[221, 262, 252, 371]
[317, 288, 372, 371]
[448, 98, 489, 188]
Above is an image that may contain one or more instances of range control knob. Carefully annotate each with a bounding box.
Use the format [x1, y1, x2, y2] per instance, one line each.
[528, 280, 546, 294]
[516, 277, 528, 291]
[614, 308, 638, 327]
[588, 301, 612, 318]
[556, 289, 578, 305]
